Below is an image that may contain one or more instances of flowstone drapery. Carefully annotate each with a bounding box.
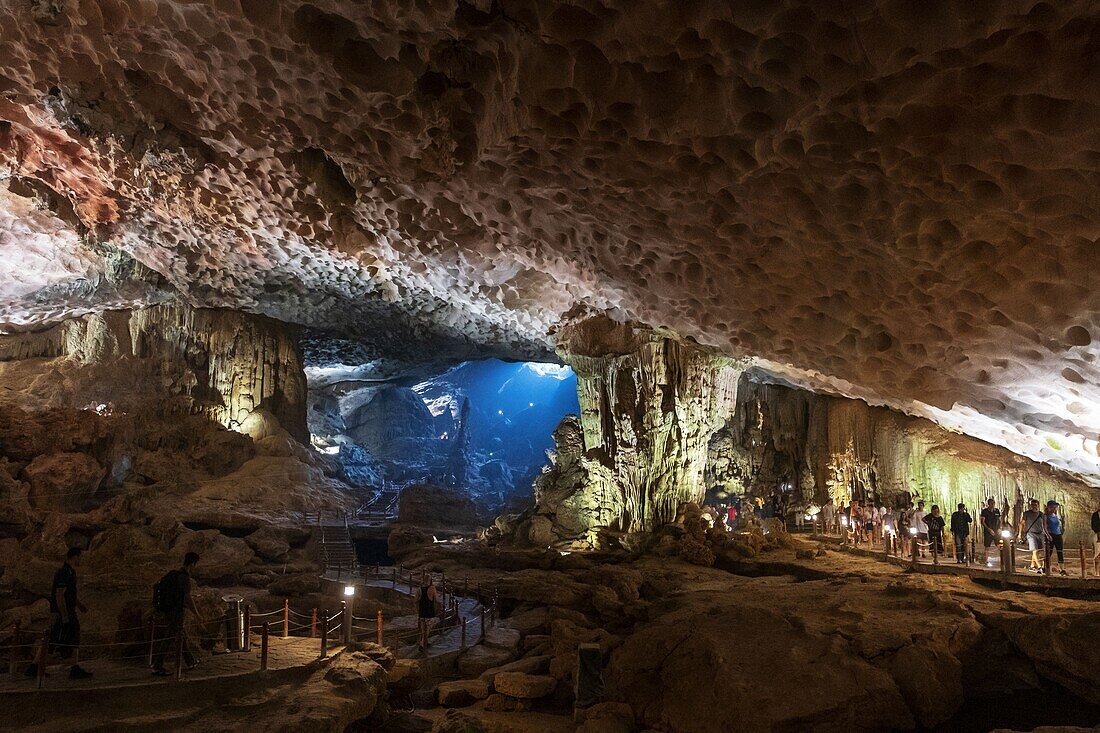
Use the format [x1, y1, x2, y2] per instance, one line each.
[524, 316, 742, 544]
[0, 303, 307, 440]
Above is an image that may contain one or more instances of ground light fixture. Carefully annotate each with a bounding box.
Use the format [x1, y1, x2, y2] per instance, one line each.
[344, 585, 355, 597]
[1001, 529, 1013, 538]
[909, 527, 918, 536]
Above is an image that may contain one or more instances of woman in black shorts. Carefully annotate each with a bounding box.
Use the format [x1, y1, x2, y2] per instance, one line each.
[417, 571, 437, 650]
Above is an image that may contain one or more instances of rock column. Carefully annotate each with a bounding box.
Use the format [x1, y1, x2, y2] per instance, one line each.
[549, 315, 742, 536]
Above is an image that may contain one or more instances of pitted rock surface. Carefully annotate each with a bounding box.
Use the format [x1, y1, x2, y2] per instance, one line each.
[2, 2, 1100, 481]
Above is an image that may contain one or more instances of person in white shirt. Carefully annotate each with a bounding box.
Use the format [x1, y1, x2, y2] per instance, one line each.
[910, 500, 928, 558]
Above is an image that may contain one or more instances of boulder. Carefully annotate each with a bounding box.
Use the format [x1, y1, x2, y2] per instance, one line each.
[478, 654, 551, 680]
[387, 658, 424, 697]
[576, 702, 635, 733]
[430, 710, 488, 733]
[173, 529, 255, 581]
[397, 484, 479, 528]
[436, 678, 491, 707]
[245, 526, 291, 560]
[483, 625, 521, 653]
[493, 671, 557, 699]
[457, 644, 516, 676]
[500, 606, 550, 636]
[23, 452, 104, 511]
[483, 693, 532, 713]
[268, 572, 321, 596]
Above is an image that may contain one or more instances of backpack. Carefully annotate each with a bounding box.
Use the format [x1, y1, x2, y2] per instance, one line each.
[153, 570, 185, 613]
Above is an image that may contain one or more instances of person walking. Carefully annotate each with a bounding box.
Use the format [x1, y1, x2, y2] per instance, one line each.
[821, 498, 834, 535]
[27, 547, 92, 679]
[151, 552, 202, 676]
[1020, 499, 1046, 573]
[980, 498, 1002, 564]
[417, 571, 438, 651]
[950, 503, 972, 563]
[1044, 500, 1067, 576]
[882, 504, 898, 552]
[924, 505, 947, 557]
[910, 500, 928, 558]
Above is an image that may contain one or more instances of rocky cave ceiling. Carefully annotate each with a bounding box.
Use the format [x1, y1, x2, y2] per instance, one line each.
[1, 0, 1100, 482]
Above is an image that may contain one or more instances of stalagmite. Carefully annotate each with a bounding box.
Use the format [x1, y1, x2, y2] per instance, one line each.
[524, 315, 742, 544]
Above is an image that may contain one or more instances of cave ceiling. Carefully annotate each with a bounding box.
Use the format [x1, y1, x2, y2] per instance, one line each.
[1, 0, 1100, 482]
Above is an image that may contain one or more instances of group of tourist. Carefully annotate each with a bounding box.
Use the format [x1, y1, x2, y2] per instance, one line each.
[820, 495, 1100, 577]
[24, 549, 204, 680]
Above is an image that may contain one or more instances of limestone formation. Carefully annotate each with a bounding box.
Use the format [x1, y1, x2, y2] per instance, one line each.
[0, 303, 307, 440]
[522, 316, 741, 543]
[707, 371, 1100, 546]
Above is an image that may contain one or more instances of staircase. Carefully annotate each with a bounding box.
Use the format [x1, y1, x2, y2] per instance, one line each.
[317, 512, 359, 576]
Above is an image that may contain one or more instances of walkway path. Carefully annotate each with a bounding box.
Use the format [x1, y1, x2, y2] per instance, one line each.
[0, 636, 340, 695]
[329, 568, 491, 662]
[812, 530, 1100, 590]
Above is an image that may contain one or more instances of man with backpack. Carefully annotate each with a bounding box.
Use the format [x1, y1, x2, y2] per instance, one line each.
[151, 552, 202, 676]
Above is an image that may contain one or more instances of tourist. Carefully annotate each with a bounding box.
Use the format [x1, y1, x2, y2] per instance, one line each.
[850, 500, 863, 544]
[863, 502, 876, 545]
[924, 505, 946, 557]
[837, 502, 848, 534]
[151, 552, 202, 676]
[27, 547, 92, 679]
[727, 502, 737, 530]
[910, 500, 928, 558]
[1020, 499, 1046, 573]
[417, 571, 438, 651]
[821, 498, 835, 535]
[979, 498, 1002, 563]
[950, 503, 972, 563]
[1044, 500, 1067, 576]
[1092, 503, 1100, 575]
[882, 505, 898, 551]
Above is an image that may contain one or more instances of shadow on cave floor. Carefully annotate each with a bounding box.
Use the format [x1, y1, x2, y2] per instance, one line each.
[918, 679, 1100, 732]
[713, 555, 833, 582]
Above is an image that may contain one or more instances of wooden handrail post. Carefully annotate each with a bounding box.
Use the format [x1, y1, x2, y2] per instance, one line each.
[460, 617, 467, 650]
[260, 622, 269, 671]
[1001, 540, 1010, 588]
[1081, 546, 1087, 579]
[9, 621, 20, 678]
[376, 610, 383, 645]
[174, 632, 184, 681]
[464, 576, 469, 597]
[36, 629, 47, 689]
[320, 608, 329, 658]
[342, 600, 351, 644]
[282, 599, 290, 638]
[311, 608, 318, 639]
[480, 611, 486, 642]
[147, 617, 155, 666]
[243, 605, 252, 652]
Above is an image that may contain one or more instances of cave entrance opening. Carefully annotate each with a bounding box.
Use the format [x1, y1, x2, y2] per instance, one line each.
[309, 359, 579, 524]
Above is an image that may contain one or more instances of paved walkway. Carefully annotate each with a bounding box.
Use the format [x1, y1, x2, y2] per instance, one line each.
[812, 531, 1100, 589]
[0, 636, 340, 694]
[334, 572, 489, 660]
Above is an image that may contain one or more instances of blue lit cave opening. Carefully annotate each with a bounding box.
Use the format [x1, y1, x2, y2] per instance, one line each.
[311, 360, 579, 524]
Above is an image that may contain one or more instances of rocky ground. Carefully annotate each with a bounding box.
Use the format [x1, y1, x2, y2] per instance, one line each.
[8, 508, 1100, 732]
[366, 512, 1100, 733]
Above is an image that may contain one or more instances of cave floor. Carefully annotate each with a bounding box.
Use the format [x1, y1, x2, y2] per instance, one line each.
[0, 636, 337, 695]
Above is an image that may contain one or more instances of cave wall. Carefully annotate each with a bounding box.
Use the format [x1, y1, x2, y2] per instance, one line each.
[709, 373, 1100, 546]
[0, 303, 307, 441]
